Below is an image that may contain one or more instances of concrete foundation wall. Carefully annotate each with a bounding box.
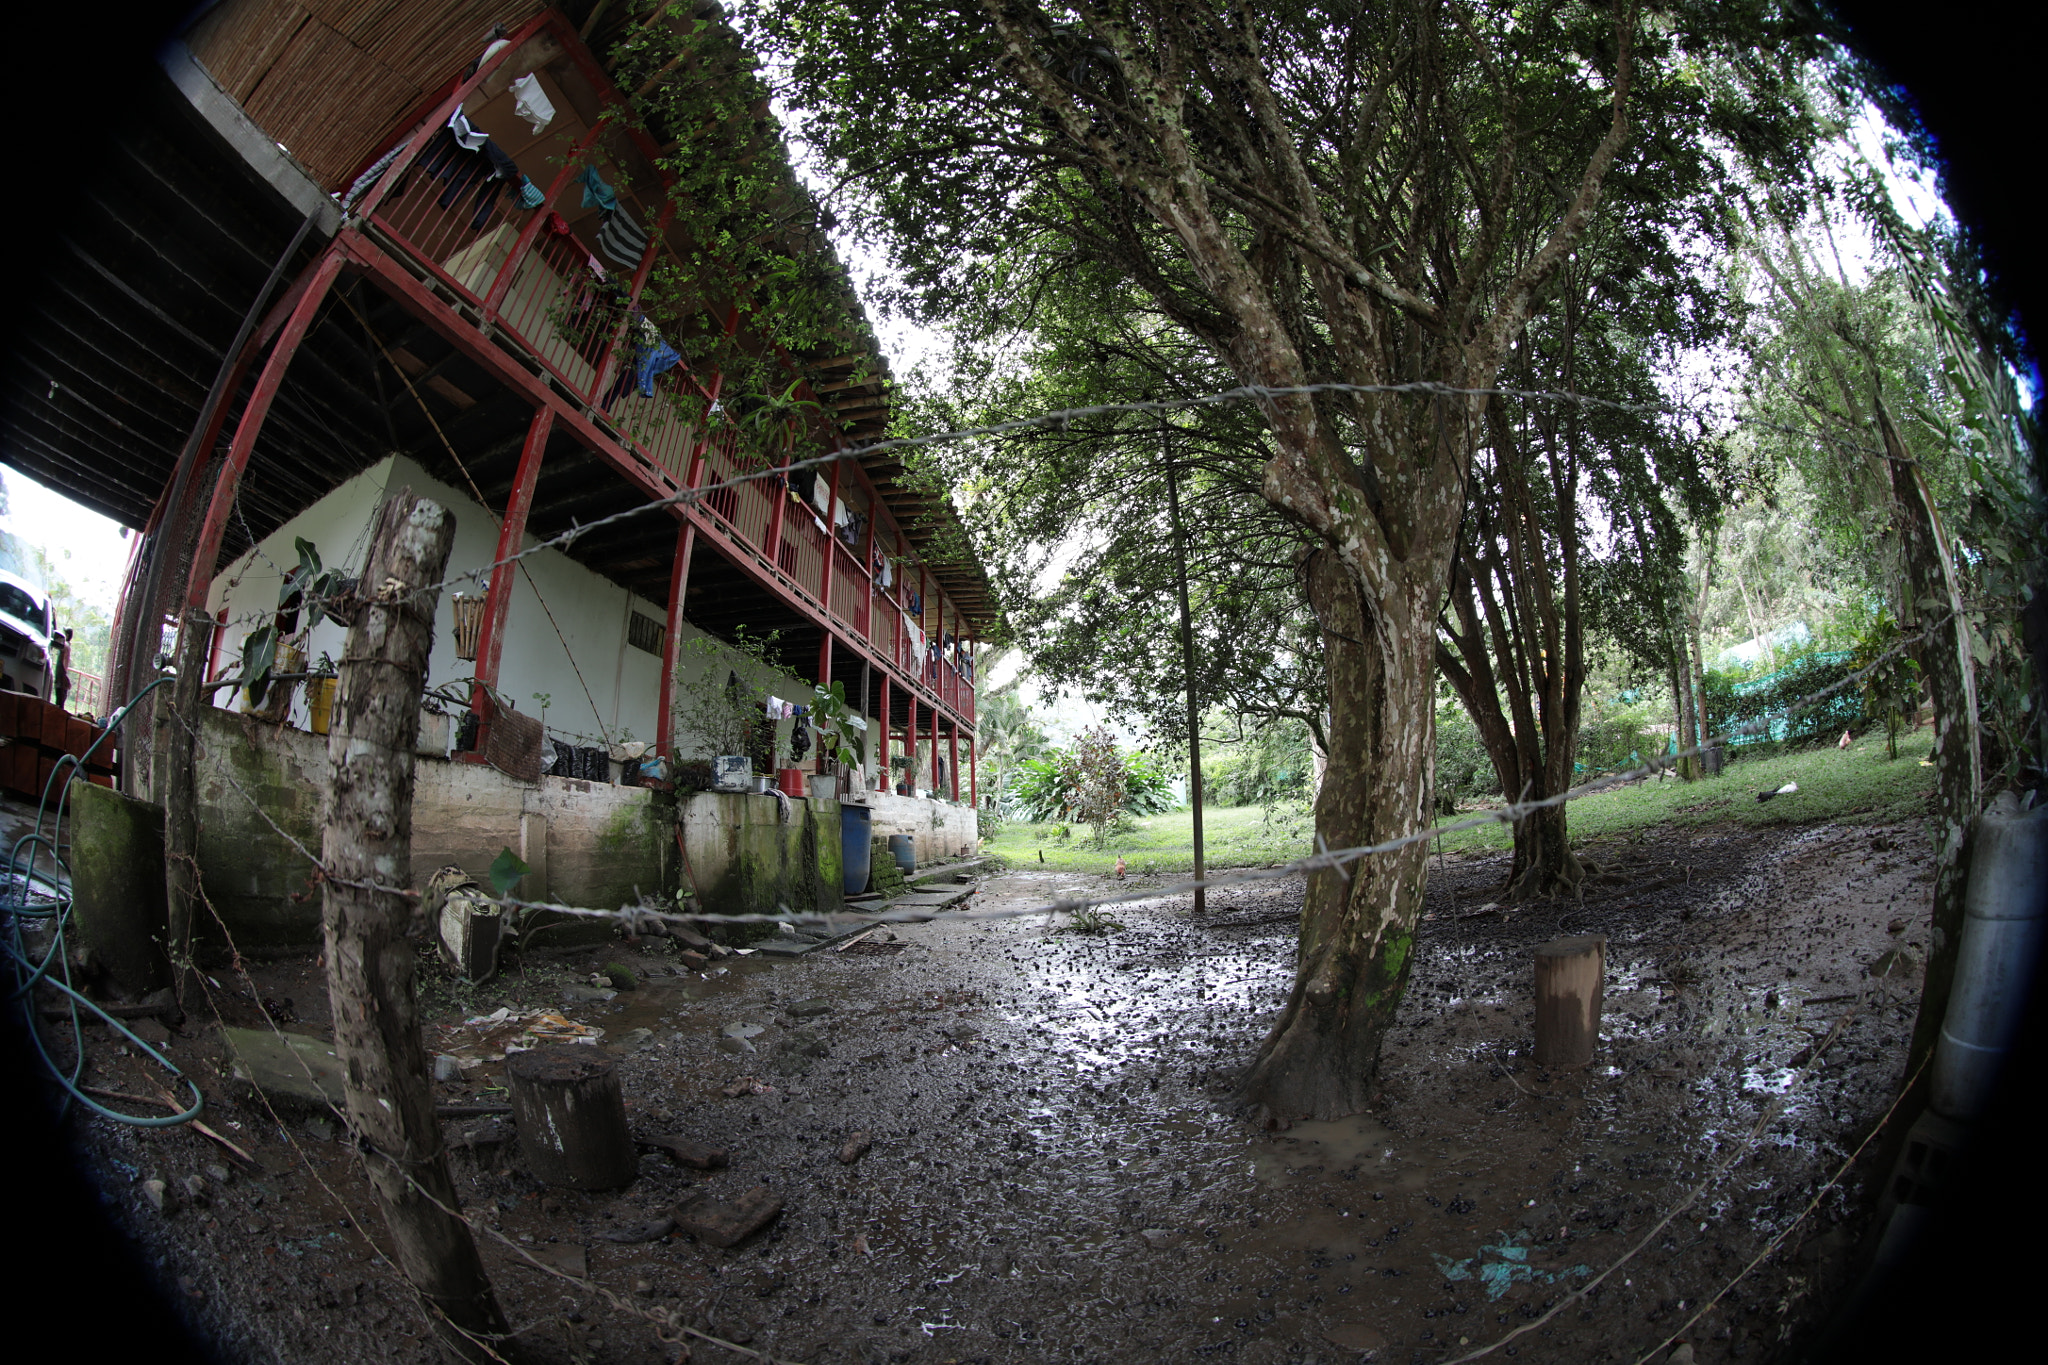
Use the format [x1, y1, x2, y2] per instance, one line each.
[191, 706, 671, 947]
[676, 791, 844, 932]
[858, 791, 979, 868]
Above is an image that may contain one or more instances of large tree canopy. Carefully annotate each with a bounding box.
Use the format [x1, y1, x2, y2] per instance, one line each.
[753, 0, 1830, 1119]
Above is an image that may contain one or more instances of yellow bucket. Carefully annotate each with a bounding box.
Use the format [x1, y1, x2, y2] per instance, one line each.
[308, 676, 338, 735]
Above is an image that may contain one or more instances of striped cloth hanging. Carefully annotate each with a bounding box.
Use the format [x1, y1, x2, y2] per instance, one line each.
[597, 207, 649, 268]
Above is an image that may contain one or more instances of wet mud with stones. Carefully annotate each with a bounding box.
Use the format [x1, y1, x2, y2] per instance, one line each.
[62, 817, 1933, 1364]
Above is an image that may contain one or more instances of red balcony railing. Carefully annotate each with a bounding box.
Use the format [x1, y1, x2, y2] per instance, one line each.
[779, 506, 828, 604]
[870, 595, 900, 669]
[830, 544, 868, 636]
[346, 16, 976, 729]
[696, 427, 777, 552]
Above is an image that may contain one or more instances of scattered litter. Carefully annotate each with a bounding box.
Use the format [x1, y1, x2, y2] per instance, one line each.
[1432, 1233, 1590, 1300]
[464, 1008, 603, 1058]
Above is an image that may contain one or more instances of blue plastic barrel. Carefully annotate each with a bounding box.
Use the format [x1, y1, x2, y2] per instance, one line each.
[888, 834, 915, 875]
[840, 804, 872, 896]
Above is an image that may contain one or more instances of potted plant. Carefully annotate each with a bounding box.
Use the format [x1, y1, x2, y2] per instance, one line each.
[237, 537, 353, 726]
[805, 679, 867, 798]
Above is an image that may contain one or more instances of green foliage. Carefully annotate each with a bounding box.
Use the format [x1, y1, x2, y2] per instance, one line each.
[807, 677, 867, 768]
[604, 4, 874, 425]
[1007, 730, 1173, 835]
[1576, 718, 1653, 774]
[237, 536, 355, 705]
[487, 847, 529, 899]
[1433, 705, 1500, 808]
[1847, 601, 1922, 760]
[671, 626, 785, 762]
[1701, 646, 1862, 750]
[1204, 719, 1313, 809]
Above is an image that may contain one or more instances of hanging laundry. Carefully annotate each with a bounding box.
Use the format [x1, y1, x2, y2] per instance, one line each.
[636, 336, 682, 397]
[577, 165, 619, 212]
[448, 108, 489, 151]
[765, 695, 783, 719]
[544, 210, 575, 237]
[789, 465, 818, 506]
[517, 176, 545, 209]
[597, 207, 649, 268]
[509, 73, 557, 134]
[808, 471, 832, 516]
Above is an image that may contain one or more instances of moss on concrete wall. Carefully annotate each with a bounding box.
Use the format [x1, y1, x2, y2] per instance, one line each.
[192, 708, 675, 949]
[677, 792, 843, 941]
[68, 782, 172, 995]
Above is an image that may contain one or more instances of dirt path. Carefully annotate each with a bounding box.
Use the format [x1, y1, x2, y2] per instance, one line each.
[59, 818, 1934, 1364]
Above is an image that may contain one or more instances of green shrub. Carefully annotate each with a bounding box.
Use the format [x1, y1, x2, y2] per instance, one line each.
[1576, 717, 1651, 773]
[1434, 707, 1500, 805]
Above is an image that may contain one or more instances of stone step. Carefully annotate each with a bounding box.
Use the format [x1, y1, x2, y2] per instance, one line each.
[908, 857, 990, 886]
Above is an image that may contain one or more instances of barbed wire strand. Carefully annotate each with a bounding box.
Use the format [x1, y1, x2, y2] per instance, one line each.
[1623, 1053, 1932, 1365]
[167, 605, 1941, 941]
[386, 380, 1900, 611]
[1439, 1001, 1862, 1364]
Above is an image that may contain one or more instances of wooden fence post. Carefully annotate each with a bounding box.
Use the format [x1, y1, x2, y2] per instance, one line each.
[322, 489, 513, 1363]
[161, 607, 211, 992]
[1533, 935, 1606, 1070]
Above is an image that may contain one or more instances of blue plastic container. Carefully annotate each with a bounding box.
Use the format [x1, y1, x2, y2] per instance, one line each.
[888, 834, 915, 875]
[840, 804, 872, 896]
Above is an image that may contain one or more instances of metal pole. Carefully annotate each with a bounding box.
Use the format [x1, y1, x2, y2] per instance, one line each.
[1166, 458, 1206, 915]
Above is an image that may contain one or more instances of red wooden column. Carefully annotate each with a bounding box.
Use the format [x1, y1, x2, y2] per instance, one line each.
[469, 407, 553, 741]
[654, 517, 694, 758]
[658, 422, 711, 757]
[930, 698, 940, 795]
[878, 673, 891, 790]
[182, 250, 347, 613]
[948, 717, 960, 802]
[968, 734, 977, 807]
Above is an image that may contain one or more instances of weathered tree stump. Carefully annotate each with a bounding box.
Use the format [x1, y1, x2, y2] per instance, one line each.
[1533, 935, 1606, 1069]
[506, 1045, 636, 1189]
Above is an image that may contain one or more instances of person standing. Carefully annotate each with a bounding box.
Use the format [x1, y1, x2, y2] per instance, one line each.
[50, 627, 72, 710]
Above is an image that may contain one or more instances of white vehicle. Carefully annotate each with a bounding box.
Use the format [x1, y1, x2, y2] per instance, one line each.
[0, 564, 55, 702]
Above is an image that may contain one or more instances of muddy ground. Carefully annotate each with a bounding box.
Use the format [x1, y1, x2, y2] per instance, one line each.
[46, 815, 1937, 1364]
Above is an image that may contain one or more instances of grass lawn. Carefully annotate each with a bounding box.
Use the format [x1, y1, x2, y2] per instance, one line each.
[982, 731, 1938, 876]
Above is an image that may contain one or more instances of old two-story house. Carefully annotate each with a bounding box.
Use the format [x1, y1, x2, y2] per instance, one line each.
[1, 0, 996, 953]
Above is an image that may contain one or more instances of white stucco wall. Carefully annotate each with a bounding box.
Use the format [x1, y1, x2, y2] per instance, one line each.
[204, 454, 869, 769]
[204, 454, 669, 749]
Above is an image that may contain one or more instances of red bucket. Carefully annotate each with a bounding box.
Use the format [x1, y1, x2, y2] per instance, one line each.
[776, 767, 808, 797]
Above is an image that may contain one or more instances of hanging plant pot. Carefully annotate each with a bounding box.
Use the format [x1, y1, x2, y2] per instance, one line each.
[451, 592, 487, 661]
[308, 676, 339, 735]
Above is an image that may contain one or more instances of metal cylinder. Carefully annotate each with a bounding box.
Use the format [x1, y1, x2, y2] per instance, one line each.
[1931, 792, 2048, 1121]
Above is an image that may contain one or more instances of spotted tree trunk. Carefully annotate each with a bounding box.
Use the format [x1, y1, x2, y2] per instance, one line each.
[1236, 553, 1437, 1119]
